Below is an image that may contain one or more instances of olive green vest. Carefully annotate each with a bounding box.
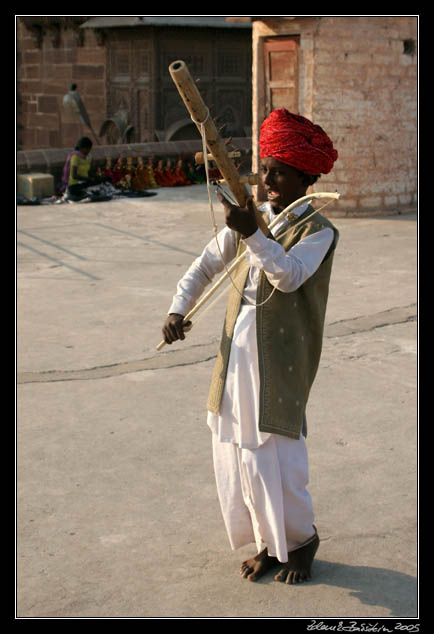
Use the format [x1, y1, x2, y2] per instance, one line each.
[206, 205, 339, 440]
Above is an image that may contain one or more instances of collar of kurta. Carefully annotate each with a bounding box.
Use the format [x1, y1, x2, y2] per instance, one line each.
[260, 200, 310, 228]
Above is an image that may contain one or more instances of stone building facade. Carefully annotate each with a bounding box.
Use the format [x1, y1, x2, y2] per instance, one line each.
[17, 17, 105, 150]
[16, 16, 252, 151]
[17, 16, 417, 216]
[241, 16, 418, 215]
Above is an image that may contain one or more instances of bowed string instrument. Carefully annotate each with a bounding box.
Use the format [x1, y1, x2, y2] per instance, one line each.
[156, 60, 339, 351]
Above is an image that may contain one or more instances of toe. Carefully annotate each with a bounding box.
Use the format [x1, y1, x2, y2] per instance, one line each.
[286, 569, 303, 584]
[285, 569, 310, 584]
[274, 568, 287, 582]
[285, 571, 295, 584]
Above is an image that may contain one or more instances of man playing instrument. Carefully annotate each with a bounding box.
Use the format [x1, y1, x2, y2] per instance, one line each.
[162, 108, 339, 584]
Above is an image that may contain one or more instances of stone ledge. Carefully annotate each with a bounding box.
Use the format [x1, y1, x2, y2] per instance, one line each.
[17, 138, 253, 174]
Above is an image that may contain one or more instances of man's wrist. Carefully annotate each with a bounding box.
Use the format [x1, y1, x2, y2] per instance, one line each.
[241, 226, 258, 239]
[243, 227, 270, 252]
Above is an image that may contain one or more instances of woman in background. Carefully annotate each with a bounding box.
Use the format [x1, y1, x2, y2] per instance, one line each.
[61, 137, 106, 200]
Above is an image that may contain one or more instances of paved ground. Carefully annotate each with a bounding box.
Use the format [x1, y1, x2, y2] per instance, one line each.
[17, 185, 417, 619]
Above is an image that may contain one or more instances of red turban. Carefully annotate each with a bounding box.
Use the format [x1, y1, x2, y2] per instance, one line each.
[259, 108, 338, 175]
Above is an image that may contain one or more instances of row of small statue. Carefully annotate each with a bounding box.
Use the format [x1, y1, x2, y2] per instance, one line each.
[96, 156, 217, 191]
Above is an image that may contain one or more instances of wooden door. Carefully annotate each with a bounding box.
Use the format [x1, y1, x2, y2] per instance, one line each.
[263, 36, 299, 115]
[106, 32, 153, 143]
[157, 28, 252, 141]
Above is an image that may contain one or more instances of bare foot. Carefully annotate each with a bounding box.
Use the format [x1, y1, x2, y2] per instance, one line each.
[240, 548, 278, 582]
[274, 528, 320, 584]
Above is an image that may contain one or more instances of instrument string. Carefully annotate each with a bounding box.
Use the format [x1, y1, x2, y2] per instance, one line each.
[191, 110, 278, 308]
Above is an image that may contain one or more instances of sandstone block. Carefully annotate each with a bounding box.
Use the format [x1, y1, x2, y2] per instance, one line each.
[17, 173, 54, 199]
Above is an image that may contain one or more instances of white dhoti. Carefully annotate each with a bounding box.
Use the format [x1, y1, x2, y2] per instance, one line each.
[169, 202, 331, 565]
[211, 432, 315, 563]
[207, 283, 315, 564]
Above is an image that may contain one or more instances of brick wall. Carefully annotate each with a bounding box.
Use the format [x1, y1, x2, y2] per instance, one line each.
[252, 16, 418, 216]
[313, 17, 417, 215]
[17, 18, 106, 151]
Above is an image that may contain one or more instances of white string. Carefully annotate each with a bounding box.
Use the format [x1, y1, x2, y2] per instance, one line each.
[191, 110, 278, 308]
[190, 196, 337, 327]
[190, 109, 218, 234]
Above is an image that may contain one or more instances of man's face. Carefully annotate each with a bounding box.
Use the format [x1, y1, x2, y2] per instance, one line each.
[260, 157, 307, 214]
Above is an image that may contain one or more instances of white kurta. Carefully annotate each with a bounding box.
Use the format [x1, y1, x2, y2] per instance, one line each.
[169, 201, 333, 448]
[168, 202, 333, 561]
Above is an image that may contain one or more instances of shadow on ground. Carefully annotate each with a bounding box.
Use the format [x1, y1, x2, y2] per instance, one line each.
[254, 559, 417, 617]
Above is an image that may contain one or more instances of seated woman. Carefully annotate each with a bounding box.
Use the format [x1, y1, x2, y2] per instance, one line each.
[62, 137, 111, 200]
[61, 137, 93, 200]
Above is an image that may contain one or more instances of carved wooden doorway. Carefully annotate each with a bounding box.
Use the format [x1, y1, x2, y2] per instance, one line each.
[105, 26, 252, 144]
[157, 28, 252, 142]
[106, 32, 154, 143]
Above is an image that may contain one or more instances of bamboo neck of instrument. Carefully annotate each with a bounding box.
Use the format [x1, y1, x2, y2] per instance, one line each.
[169, 60, 270, 237]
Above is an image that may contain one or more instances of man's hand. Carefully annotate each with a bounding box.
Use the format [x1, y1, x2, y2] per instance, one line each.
[217, 193, 258, 239]
[162, 313, 192, 344]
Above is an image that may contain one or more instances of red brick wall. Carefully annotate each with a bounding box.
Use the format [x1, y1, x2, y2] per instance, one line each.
[252, 16, 418, 216]
[312, 16, 417, 215]
[17, 18, 106, 150]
